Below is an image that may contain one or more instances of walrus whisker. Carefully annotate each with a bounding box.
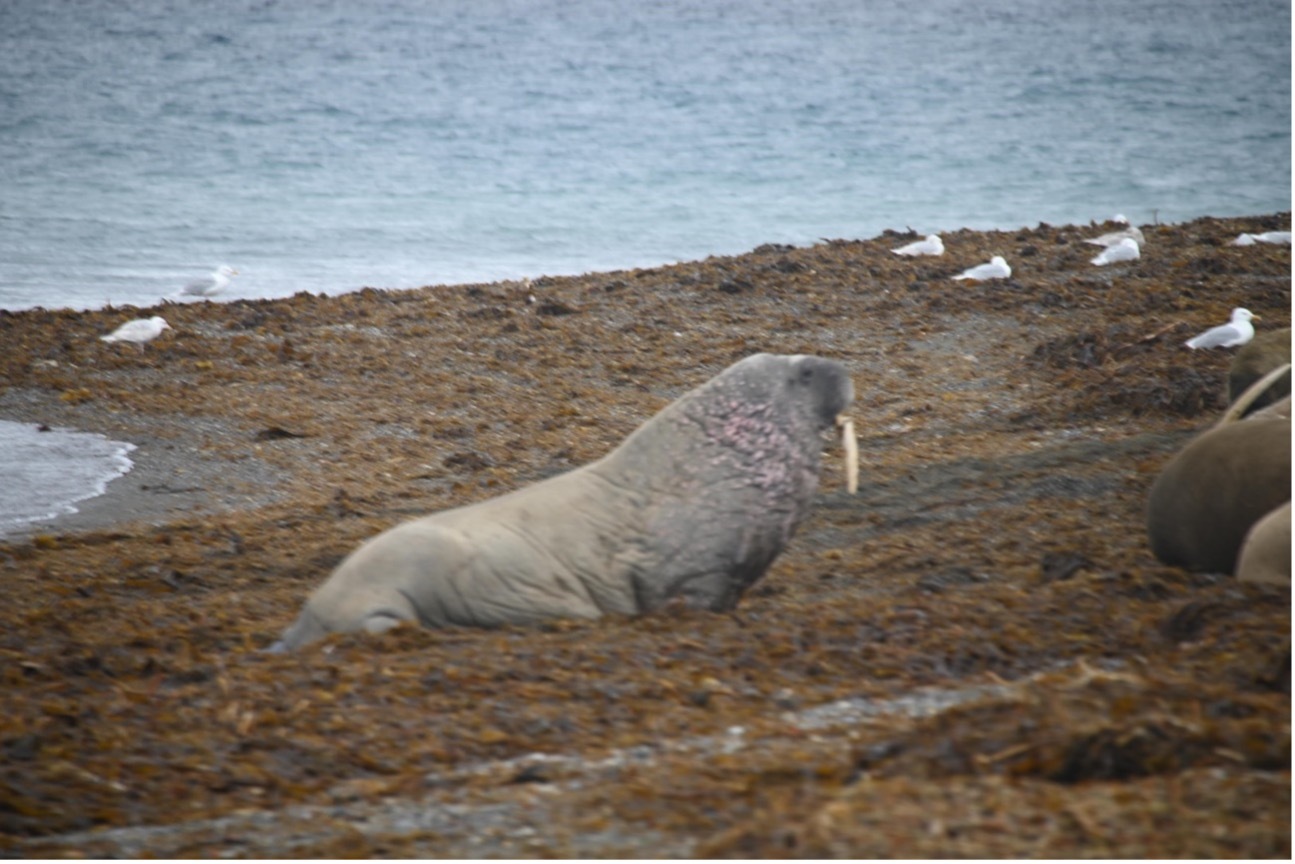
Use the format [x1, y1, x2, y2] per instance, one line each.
[837, 414, 858, 494]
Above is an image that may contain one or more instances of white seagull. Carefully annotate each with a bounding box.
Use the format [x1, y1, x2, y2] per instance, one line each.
[1184, 308, 1258, 350]
[1091, 237, 1141, 266]
[952, 255, 1011, 281]
[891, 234, 944, 257]
[1086, 225, 1146, 248]
[1232, 231, 1292, 246]
[101, 316, 172, 349]
[175, 264, 238, 298]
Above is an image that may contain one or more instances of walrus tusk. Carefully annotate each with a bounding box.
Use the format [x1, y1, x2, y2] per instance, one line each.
[1216, 362, 1292, 427]
[837, 414, 858, 494]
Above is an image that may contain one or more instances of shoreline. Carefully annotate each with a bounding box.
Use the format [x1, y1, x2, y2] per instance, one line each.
[0, 404, 287, 541]
[1, 213, 1289, 857]
[1, 208, 1286, 317]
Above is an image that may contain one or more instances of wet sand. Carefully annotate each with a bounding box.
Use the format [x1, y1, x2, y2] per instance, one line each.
[0, 214, 1289, 857]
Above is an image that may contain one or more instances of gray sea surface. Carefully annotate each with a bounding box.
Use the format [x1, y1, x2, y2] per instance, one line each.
[0, 0, 1289, 312]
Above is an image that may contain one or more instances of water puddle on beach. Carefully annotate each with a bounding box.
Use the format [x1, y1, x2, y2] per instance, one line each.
[0, 420, 135, 536]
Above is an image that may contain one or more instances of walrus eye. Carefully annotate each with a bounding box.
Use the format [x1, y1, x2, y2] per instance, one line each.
[798, 366, 816, 385]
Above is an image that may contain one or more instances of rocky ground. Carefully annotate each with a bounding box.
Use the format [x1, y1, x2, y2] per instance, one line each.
[0, 214, 1290, 858]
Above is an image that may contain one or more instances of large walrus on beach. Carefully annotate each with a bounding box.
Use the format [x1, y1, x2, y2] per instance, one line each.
[272, 353, 858, 651]
[1146, 366, 1291, 575]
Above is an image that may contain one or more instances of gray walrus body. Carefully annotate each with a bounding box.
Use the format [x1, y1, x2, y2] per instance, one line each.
[274, 353, 854, 650]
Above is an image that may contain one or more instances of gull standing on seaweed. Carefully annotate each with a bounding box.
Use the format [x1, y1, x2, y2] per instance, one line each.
[101, 316, 172, 351]
[1232, 231, 1292, 246]
[952, 256, 1011, 281]
[891, 234, 944, 257]
[1184, 308, 1258, 350]
[174, 264, 238, 299]
[1091, 237, 1141, 266]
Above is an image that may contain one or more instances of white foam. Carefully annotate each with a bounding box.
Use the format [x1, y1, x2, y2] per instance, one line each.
[0, 421, 135, 535]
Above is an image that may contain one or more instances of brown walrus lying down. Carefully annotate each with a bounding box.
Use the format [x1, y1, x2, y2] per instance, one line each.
[1146, 365, 1291, 575]
[272, 353, 857, 651]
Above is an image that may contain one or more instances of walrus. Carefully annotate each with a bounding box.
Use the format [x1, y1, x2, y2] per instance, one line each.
[1236, 501, 1291, 586]
[272, 353, 857, 651]
[1227, 327, 1291, 416]
[1146, 367, 1292, 575]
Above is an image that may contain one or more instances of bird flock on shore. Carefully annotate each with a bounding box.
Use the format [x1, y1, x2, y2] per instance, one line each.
[101, 221, 1286, 352]
[891, 214, 1153, 282]
[878, 214, 1285, 351]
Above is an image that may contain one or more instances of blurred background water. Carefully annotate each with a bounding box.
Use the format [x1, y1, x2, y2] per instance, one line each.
[0, 0, 1290, 533]
[0, 0, 1289, 312]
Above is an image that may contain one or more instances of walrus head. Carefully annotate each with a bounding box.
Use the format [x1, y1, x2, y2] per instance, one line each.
[1215, 363, 1292, 426]
[785, 353, 855, 427]
[785, 354, 858, 493]
[660, 353, 856, 495]
[1227, 328, 1291, 416]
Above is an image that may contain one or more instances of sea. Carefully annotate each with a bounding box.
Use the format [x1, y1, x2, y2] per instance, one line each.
[0, 0, 1290, 533]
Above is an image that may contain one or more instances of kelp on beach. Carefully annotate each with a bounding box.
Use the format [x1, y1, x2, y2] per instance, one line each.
[0, 214, 1289, 857]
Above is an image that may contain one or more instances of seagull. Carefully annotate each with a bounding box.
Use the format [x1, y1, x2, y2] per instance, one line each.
[1085, 225, 1145, 248]
[1091, 237, 1141, 266]
[1232, 231, 1292, 246]
[952, 256, 1011, 281]
[175, 264, 238, 298]
[1251, 231, 1290, 244]
[1184, 308, 1258, 350]
[101, 316, 172, 350]
[891, 234, 944, 257]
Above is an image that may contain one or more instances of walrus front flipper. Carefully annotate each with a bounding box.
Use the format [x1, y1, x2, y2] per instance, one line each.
[267, 608, 328, 653]
[269, 589, 418, 652]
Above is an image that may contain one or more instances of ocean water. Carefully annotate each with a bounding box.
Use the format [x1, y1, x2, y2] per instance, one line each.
[0, 0, 1289, 313]
[0, 0, 1290, 530]
[0, 421, 135, 536]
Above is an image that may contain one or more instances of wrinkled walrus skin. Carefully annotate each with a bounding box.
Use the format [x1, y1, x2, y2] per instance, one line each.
[1146, 411, 1291, 575]
[273, 353, 854, 650]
